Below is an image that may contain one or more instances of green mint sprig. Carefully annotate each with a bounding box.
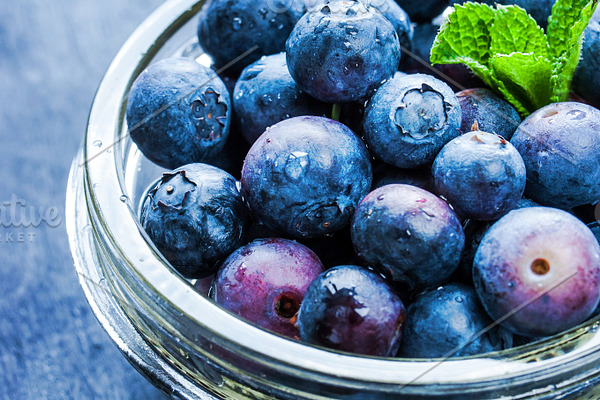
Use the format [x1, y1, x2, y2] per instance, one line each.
[430, 0, 599, 116]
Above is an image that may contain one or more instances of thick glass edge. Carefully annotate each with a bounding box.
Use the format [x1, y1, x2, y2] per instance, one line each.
[66, 150, 220, 400]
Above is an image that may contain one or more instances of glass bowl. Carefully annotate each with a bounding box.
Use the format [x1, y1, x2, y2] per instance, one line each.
[66, 0, 600, 398]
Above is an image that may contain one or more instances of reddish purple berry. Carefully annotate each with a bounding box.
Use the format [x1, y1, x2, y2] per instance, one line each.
[473, 207, 600, 337]
[212, 238, 324, 338]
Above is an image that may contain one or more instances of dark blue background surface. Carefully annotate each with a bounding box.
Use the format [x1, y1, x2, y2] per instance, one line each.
[0, 1, 170, 399]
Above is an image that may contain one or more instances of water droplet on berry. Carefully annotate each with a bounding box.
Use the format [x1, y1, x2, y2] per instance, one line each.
[375, 27, 382, 44]
[232, 17, 243, 30]
[355, 306, 369, 317]
[261, 94, 273, 105]
[421, 209, 435, 220]
[326, 282, 338, 295]
[327, 70, 336, 83]
[314, 18, 330, 34]
[567, 109, 586, 120]
[346, 26, 359, 35]
[284, 151, 310, 181]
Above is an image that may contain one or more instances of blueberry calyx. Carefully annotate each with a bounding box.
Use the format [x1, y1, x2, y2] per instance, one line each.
[190, 88, 228, 141]
[153, 171, 196, 211]
[395, 86, 448, 141]
[293, 201, 354, 237]
[530, 258, 550, 275]
[275, 292, 301, 319]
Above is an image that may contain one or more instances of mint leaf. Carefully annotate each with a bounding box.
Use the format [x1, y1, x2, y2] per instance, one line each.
[491, 53, 553, 115]
[431, 0, 598, 116]
[430, 3, 496, 87]
[547, 0, 598, 59]
[549, 48, 583, 103]
[489, 5, 548, 58]
[547, 0, 599, 102]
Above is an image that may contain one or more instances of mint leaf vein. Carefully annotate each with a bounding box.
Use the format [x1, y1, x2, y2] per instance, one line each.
[430, 0, 599, 116]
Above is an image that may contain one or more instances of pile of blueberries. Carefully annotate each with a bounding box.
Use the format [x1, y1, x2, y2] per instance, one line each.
[127, 0, 600, 358]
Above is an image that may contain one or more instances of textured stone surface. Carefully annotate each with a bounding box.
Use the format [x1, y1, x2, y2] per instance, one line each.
[0, 1, 168, 399]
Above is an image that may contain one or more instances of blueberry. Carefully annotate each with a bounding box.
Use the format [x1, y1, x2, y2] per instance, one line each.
[363, 73, 462, 168]
[351, 184, 465, 291]
[432, 131, 527, 221]
[140, 163, 250, 278]
[395, 0, 449, 23]
[286, 0, 401, 103]
[212, 238, 324, 338]
[297, 265, 406, 356]
[364, 0, 414, 54]
[308, 0, 414, 54]
[399, 283, 505, 358]
[197, 0, 304, 75]
[241, 116, 372, 239]
[473, 207, 600, 337]
[456, 88, 521, 140]
[510, 102, 600, 210]
[126, 58, 231, 169]
[573, 7, 600, 107]
[233, 53, 328, 144]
